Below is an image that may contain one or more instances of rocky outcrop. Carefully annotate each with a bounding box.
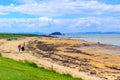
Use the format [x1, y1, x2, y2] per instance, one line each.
[50, 32, 62, 35]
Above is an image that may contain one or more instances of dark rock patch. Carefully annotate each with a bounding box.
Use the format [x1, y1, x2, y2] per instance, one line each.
[106, 66, 120, 71]
[66, 48, 94, 56]
[36, 41, 58, 52]
[90, 70, 97, 75]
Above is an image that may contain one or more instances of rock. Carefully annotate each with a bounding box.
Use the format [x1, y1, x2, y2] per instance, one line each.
[90, 70, 96, 75]
[107, 66, 120, 70]
[115, 76, 120, 80]
[50, 32, 62, 35]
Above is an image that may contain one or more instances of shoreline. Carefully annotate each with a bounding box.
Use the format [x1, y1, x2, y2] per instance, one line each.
[53, 35, 120, 56]
[54, 34, 120, 47]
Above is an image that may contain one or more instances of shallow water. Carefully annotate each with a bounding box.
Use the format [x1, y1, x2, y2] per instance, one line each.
[57, 34, 120, 46]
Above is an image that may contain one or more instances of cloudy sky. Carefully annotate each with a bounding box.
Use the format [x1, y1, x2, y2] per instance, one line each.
[0, 0, 120, 33]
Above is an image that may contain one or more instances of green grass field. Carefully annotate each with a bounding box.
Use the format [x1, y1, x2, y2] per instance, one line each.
[0, 33, 39, 40]
[0, 56, 83, 80]
[0, 34, 23, 39]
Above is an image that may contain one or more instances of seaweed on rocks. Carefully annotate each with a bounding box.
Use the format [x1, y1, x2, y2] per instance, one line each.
[36, 41, 58, 52]
[106, 66, 120, 71]
[66, 48, 94, 56]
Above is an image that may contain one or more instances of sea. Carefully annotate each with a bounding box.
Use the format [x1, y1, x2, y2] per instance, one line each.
[56, 34, 120, 47]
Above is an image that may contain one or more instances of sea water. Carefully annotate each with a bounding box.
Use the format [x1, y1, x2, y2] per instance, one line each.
[57, 34, 120, 46]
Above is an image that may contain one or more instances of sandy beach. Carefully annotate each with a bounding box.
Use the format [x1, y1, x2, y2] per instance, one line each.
[0, 36, 120, 80]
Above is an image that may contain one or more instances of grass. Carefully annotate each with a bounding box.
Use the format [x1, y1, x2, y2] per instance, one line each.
[0, 33, 39, 40]
[0, 56, 83, 80]
[0, 34, 23, 39]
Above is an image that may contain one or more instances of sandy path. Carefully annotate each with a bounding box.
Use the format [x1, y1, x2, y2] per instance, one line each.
[0, 37, 103, 80]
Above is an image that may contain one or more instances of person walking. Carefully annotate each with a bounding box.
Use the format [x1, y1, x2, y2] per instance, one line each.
[18, 44, 21, 53]
[21, 45, 25, 51]
[21, 42, 25, 52]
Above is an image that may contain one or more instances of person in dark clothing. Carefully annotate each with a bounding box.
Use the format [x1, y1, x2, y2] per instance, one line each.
[21, 42, 25, 52]
[21, 46, 25, 51]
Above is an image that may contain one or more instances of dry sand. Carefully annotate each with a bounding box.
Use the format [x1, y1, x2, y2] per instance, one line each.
[0, 36, 120, 80]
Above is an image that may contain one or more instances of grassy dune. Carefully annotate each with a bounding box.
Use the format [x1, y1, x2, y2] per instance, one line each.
[0, 56, 83, 80]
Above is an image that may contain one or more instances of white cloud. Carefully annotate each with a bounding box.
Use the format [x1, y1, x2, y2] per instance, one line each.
[0, 0, 119, 33]
[0, 0, 120, 16]
[0, 17, 120, 33]
[0, 12, 8, 15]
[13, 0, 37, 4]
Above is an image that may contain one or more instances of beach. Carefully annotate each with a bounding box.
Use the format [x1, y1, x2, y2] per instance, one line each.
[1, 36, 120, 80]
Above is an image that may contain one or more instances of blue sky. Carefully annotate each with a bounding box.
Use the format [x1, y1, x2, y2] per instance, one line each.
[0, 0, 120, 33]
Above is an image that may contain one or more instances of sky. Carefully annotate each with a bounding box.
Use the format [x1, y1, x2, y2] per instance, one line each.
[0, 0, 120, 33]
